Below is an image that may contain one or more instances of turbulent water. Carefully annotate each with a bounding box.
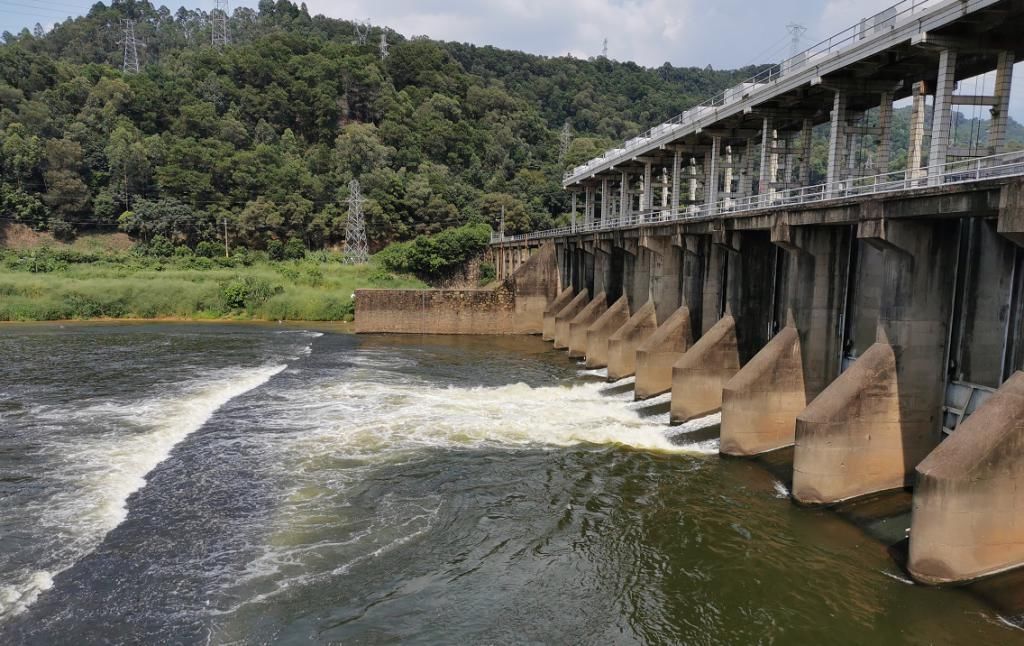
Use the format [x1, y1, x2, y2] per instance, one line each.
[1, 324, 1022, 644]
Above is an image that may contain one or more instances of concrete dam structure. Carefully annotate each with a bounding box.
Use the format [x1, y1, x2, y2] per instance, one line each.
[357, 0, 1024, 587]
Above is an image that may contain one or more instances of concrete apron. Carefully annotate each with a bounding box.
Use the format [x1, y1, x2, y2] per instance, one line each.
[607, 301, 658, 382]
[635, 306, 693, 399]
[909, 371, 1024, 585]
[670, 313, 741, 424]
[568, 292, 608, 359]
[584, 295, 630, 369]
[553, 289, 590, 350]
[542, 287, 575, 341]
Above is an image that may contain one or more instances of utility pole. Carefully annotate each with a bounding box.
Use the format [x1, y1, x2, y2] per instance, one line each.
[223, 217, 229, 257]
[343, 179, 369, 264]
[499, 205, 505, 241]
[379, 28, 390, 61]
[559, 120, 573, 163]
[212, 0, 230, 48]
[120, 19, 140, 74]
[786, 23, 807, 58]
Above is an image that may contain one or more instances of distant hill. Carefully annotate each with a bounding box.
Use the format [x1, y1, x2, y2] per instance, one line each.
[0, 1, 1020, 246]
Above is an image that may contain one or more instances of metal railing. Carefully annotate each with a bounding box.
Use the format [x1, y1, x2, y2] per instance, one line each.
[497, 150, 1024, 243]
[564, 0, 932, 184]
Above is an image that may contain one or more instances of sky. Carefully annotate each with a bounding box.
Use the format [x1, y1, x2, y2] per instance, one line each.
[2, 0, 1022, 118]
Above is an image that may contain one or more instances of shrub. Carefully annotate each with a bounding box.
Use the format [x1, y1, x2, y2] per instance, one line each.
[375, 223, 490, 281]
[283, 237, 306, 260]
[478, 261, 496, 286]
[220, 276, 282, 310]
[195, 240, 220, 258]
[266, 239, 284, 261]
[147, 235, 174, 258]
[174, 245, 193, 257]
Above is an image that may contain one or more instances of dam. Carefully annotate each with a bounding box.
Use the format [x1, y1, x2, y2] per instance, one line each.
[357, 0, 1024, 587]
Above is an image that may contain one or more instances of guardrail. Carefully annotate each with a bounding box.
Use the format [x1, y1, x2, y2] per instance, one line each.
[496, 150, 1024, 243]
[564, 0, 932, 185]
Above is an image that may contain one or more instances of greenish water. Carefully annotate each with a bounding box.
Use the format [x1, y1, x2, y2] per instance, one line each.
[0, 324, 1021, 644]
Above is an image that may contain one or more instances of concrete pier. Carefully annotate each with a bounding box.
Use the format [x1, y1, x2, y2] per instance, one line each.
[568, 292, 608, 358]
[670, 313, 741, 424]
[553, 290, 589, 350]
[909, 372, 1024, 585]
[585, 295, 630, 368]
[543, 287, 575, 341]
[606, 300, 657, 380]
[635, 306, 694, 400]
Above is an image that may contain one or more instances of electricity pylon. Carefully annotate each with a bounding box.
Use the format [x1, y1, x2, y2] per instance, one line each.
[212, 0, 230, 48]
[120, 19, 140, 74]
[344, 179, 369, 264]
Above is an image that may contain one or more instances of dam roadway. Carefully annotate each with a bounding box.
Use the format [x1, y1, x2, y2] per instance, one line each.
[357, 0, 1024, 587]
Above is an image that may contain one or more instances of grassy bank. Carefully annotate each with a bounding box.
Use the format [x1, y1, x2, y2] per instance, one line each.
[0, 248, 426, 322]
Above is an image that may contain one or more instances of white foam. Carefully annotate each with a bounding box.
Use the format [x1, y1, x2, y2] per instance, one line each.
[0, 364, 285, 622]
[773, 480, 791, 499]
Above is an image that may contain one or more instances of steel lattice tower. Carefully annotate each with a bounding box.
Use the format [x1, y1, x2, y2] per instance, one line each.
[212, 0, 230, 48]
[559, 120, 573, 162]
[344, 180, 369, 264]
[379, 29, 390, 61]
[354, 20, 370, 45]
[121, 19, 140, 74]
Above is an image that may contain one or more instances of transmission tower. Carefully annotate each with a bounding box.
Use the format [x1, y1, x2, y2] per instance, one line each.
[354, 19, 370, 45]
[379, 29, 390, 61]
[343, 179, 369, 264]
[212, 0, 230, 48]
[559, 120, 573, 162]
[786, 23, 807, 57]
[120, 19, 140, 74]
[601, 37, 608, 58]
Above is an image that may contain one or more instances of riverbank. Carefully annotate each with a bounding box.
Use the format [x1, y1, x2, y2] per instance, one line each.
[0, 248, 426, 322]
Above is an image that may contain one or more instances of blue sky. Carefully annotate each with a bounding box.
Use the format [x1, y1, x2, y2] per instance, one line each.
[3, 0, 1022, 118]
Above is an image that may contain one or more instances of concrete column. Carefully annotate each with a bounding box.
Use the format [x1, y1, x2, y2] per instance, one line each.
[723, 146, 734, 209]
[739, 139, 755, 199]
[793, 217, 958, 504]
[671, 151, 682, 213]
[584, 186, 595, 225]
[661, 167, 669, 211]
[688, 158, 698, 212]
[907, 81, 928, 182]
[585, 295, 630, 368]
[798, 119, 813, 187]
[619, 172, 629, 222]
[670, 312, 741, 423]
[601, 178, 610, 223]
[988, 51, 1015, 154]
[826, 89, 848, 194]
[642, 161, 653, 214]
[568, 291, 608, 358]
[909, 371, 1024, 585]
[928, 49, 957, 183]
[570, 192, 577, 231]
[876, 92, 894, 175]
[759, 119, 774, 205]
[706, 136, 721, 214]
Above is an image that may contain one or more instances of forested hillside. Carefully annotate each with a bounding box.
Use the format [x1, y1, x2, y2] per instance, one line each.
[0, 0, 759, 248]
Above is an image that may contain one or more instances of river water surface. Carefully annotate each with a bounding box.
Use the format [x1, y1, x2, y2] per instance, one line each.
[1, 323, 1023, 644]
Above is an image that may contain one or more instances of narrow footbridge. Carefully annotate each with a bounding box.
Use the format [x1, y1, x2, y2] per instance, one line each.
[359, 0, 1024, 587]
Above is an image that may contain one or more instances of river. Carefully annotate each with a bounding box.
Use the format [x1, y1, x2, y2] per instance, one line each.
[0, 323, 1022, 644]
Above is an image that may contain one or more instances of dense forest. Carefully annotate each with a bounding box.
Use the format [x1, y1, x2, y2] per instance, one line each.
[2, 1, 1022, 252]
[0, 0, 762, 249]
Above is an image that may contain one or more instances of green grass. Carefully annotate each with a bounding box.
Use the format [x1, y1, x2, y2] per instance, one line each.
[0, 252, 426, 322]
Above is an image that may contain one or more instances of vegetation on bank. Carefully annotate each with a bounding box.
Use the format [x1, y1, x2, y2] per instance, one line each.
[0, 245, 426, 322]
